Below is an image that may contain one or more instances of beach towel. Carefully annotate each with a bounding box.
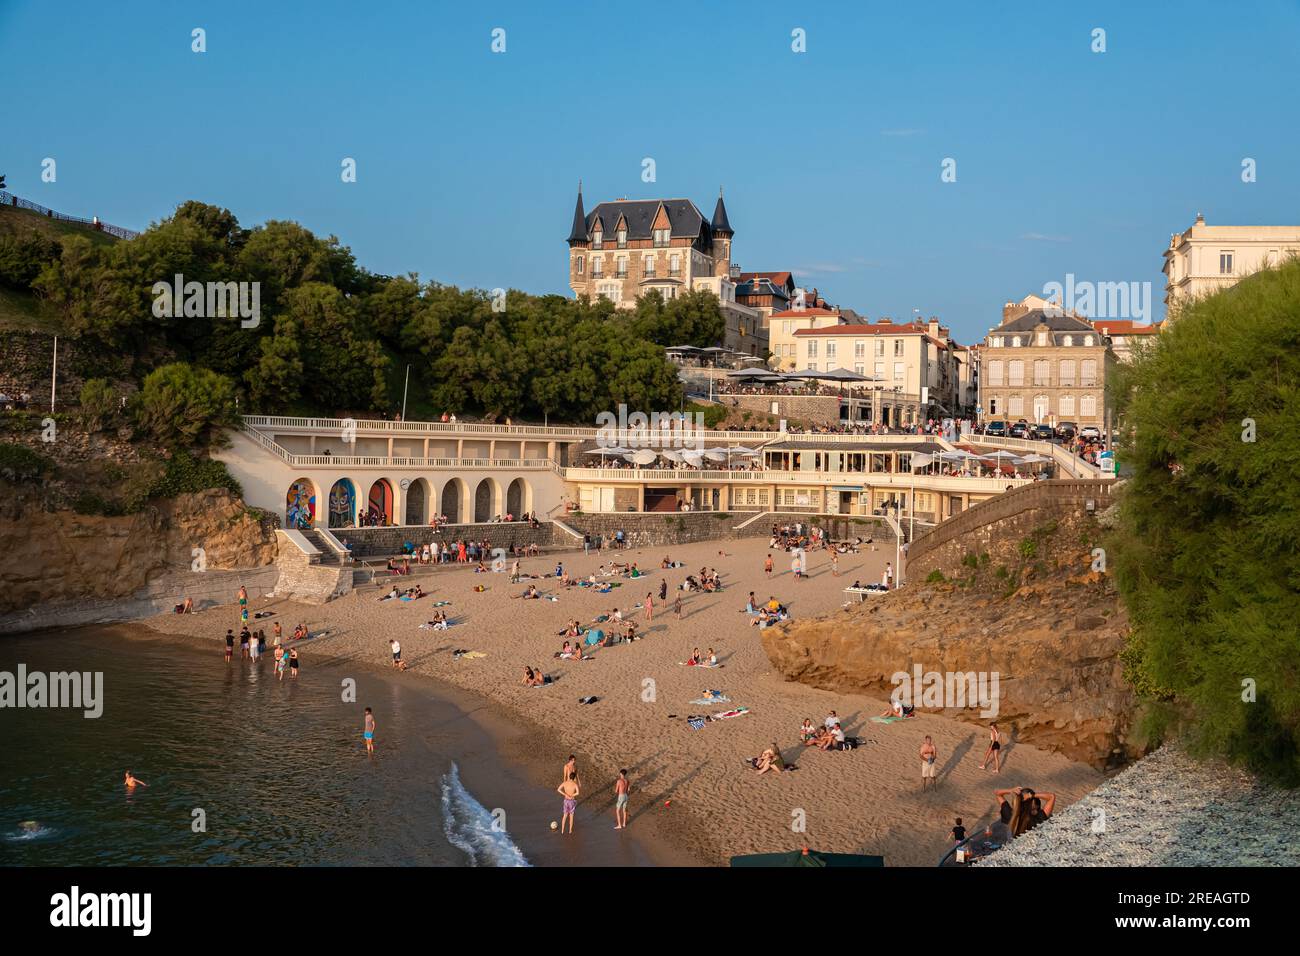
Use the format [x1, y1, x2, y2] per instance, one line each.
[689, 695, 731, 706]
[453, 650, 486, 660]
[713, 707, 749, 720]
[687, 718, 707, 731]
[679, 661, 722, 668]
[871, 715, 908, 724]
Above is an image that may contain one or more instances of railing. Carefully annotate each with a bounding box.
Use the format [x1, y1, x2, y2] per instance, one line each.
[0, 190, 140, 240]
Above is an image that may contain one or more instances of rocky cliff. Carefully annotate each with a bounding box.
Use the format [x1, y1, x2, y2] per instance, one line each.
[762, 510, 1137, 770]
[0, 489, 278, 614]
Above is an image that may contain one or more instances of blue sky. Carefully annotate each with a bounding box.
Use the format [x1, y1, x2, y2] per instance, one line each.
[3, 0, 1298, 341]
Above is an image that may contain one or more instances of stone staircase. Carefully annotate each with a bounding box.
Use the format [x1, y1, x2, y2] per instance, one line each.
[298, 529, 343, 565]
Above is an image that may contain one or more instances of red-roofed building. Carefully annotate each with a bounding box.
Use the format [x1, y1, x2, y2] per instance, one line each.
[767, 306, 845, 370]
[791, 316, 967, 424]
[1090, 319, 1162, 363]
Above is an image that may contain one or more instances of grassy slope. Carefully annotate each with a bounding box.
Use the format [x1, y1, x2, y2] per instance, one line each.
[0, 203, 120, 332]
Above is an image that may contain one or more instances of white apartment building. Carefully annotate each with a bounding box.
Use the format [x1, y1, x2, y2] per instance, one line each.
[1163, 214, 1300, 315]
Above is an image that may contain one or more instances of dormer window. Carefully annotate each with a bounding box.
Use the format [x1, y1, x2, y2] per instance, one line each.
[1036, 331, 1048, 346]
[1012, 336, 1022, 347]
[1084, 335, 1094, 346]
[1063, 335, 1072, 346]
[592, 228, 603, 250]
[617, 227, 627, 248]
[653, 228, 669, 247]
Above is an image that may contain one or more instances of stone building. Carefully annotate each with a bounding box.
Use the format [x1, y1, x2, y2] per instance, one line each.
[565, 185, 766, 356]
[978, 309, 1115, 430]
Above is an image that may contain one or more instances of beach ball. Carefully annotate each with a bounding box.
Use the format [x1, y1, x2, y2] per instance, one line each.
[550, 821, 558, 830]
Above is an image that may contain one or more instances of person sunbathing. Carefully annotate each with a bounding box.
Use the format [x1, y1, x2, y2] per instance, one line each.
[520, 584, 540, 600]
[660, 556, 671, 569]
[880, 699, 916, 718]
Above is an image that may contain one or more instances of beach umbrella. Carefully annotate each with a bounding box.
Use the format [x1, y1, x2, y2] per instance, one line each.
[909, 452, 935, 470]
[703, 448, 730, 462]
[730, 848, 885, 868]
[681, 449, 705, 468]
[979, 450, 1022, 461]
[626, 449, 658, 466]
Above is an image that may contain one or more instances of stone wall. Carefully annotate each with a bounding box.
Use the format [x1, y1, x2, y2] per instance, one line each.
[272, 544, 352, 604]
[722, 393, 841, 427]
[333, 521, 558, 558]
[0, 331, 86, 407]
[906, 479, 1115, 579]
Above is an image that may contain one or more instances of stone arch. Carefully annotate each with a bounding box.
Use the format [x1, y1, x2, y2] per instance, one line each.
[442, 478, 466, 524]
[506, 477, 531, 518]
[404, 477, 430, 526]
[327, 478, 358, 529]
[367, 478, 395, 526]
[285, 477, 318, 530]
[473, 477, 499, 523]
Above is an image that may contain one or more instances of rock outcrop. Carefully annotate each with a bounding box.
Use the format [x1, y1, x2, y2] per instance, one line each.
[0, 489, 277, 614]
[763, 512, 1137, 770]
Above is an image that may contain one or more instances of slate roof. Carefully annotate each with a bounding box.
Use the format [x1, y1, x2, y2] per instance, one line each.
[585, 199, 711, 242]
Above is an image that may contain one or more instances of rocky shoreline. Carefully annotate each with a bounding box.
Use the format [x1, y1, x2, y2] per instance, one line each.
[978, 745, 1300, 866]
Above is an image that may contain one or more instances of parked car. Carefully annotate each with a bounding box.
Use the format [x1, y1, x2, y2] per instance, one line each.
[982, 420, 1007, 436]
[1055, 421, 1078, 441]
[1009, 421, 1029, 438]
[1030, 423, 1054, 441]
[1079, 425, 1102, 441]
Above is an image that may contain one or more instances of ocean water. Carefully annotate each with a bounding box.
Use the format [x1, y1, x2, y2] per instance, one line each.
[0, 626, 615, 867]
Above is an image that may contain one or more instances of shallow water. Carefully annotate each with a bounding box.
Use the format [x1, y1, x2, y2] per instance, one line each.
[0, 626, 651, 867]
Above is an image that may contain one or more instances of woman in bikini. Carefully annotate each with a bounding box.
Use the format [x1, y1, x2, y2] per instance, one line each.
[979, 722, 1002, 771]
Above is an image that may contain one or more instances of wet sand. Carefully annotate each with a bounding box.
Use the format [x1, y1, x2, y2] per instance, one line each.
[145, 534, 1103, 866]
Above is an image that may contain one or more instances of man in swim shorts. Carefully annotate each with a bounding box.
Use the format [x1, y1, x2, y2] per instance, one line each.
[363, 707, 376, 754]
[557, 772, 579, 834]
[920, 735, 938, 789]
[614, 769, 630, 830]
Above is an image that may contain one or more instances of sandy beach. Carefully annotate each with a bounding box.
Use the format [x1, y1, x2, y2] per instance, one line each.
[145, 534, 1103, 866]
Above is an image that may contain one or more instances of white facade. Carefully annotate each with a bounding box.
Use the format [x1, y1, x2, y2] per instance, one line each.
[1163, 215, 1300, 314]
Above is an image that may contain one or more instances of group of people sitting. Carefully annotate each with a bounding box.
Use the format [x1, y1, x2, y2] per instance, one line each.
[800, 712, 856, 751]
[521, 665, 552, 686]
[681, 567, 722, 592]
[379, 584, 424, 601]
[745, 593, 789, 627]
[683, 647, 718, 667]
[424, 610, 450, 629]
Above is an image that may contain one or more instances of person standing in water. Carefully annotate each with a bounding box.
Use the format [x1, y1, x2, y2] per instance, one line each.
[557, 772, 579, 834]
[224, 629, 234, 662]
[363, 707, 376, 754]
[124, 771, 148, 790]
[613, 769, 630, 830]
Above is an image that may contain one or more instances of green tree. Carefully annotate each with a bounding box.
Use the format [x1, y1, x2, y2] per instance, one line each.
[79, 378, 117, 432]
[1110, 258, 1300, 784]
[134, 362, 238, 450]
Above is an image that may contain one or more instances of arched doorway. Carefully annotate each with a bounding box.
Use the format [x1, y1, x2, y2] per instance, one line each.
[328, 479, 357, 529]
[367, 479, 394, 526]
[285, 478, 316, 529]
[474, 478, 497, 523]
[506, 477, 529, 518]
[442, 478, 463, 524]
[404, 478, 429, 525]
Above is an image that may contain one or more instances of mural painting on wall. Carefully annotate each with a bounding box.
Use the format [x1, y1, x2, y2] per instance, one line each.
[329, 479, 356, 529]
[285, 480, 316, 529]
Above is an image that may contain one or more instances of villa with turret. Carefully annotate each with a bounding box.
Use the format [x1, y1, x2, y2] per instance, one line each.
[565, 185, 767, 357]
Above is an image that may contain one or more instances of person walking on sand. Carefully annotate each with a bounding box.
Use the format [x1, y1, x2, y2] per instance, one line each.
[920, 735, 938, 789]
[764, 553, 773, 578]
[273, 621, 282, 646]
[644, 593, 654, 622]
[363, 707, 376, 754]
[557, 773, 580, 834]
[979, 722, 1002, 772]
[673, 593, 682, 618]
[614, 769, 630, 830]
[831, 551, 840, 577]
[883, 562, 893, 589]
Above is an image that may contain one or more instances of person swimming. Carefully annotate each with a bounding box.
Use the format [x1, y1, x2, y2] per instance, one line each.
[124, 770, 148, 790]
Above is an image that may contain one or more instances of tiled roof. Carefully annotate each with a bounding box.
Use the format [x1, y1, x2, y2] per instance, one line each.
[585, 199, 710, 241]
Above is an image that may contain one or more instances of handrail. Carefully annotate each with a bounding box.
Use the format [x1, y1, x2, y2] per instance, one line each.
[1, 190, 140, 240]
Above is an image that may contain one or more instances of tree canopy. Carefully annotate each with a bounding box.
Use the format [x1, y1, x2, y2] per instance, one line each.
[6, 200, 722, 427]
[1110, 257, 1300, 784]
